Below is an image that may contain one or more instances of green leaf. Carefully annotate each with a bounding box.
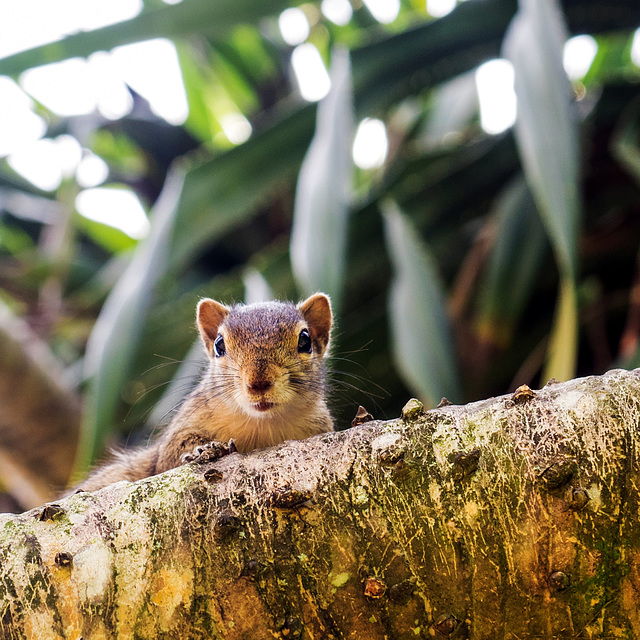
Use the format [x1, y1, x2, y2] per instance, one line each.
[290, 49, 354, 312]
[383, 201, 461, 406]
[503, 0, 581, 380]
[476, 176, 548, 346]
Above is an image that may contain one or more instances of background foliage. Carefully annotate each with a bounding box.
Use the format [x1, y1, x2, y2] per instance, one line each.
[1, 0, 640, 505]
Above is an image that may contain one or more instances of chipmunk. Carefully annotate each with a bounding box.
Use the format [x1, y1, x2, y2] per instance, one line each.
[76, 293, 334, 492]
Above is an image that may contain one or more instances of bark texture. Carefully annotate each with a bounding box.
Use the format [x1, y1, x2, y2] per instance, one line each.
[1, 368, 640, 639]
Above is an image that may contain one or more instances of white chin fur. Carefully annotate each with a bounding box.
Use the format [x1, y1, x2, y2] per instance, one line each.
[243, 403, 280, 419]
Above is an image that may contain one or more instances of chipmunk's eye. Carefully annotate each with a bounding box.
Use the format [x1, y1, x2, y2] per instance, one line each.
[297, 328, 312, 354]
[213, 334, 226, 357]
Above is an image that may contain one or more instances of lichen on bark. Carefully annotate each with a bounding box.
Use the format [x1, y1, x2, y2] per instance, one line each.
[1, 368, 640, 639]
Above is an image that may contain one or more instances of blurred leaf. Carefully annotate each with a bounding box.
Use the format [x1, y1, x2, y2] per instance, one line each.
[74, 213, 138, 254]
[421, 71, 479, 149]
[175, 45, 220, 144]
[0, 223, 35, 256]
[90, 130, 146, 177]
[290, 49, 354, 312]
[219, 26, 279, 88]
[503, 0, 581, 381]
[168, 104, 315, 271]
[383, 201, 461, 406]
[0, 0, 297, 76]
[545, 277, 579, 383]
[352, 0, 516, 113]
[612, 100, 640, 188]
[243, 267, 273, 304]
[75, 170, 185, 474]
[476, 176, 549, 346]
[583, 33, 638, 86]
[146, 339, 206, 430]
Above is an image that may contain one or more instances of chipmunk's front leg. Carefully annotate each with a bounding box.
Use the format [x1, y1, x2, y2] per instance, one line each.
[155, 431, 236, 473]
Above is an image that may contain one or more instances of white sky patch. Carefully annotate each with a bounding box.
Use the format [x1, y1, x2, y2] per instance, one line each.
[55, 134, 83, 178]
[563, 35, 597, 80]
[0, 76, 46, 157]
[7, 134, 86, 190]
[1, 3, 186, 127]
[88, 52, 134, 120]
[8, 138, 64, 191]
[362, 0, 400, 24]
[321, 0, 352, 26]
[111, 39, 189, 125]
[220, 113, 252, 145]
[353, 118, 388, 169]
[427, 0, 456, 18]
[0, 0, 142, 59]
[630, 28, 640, 68]
[76, 187, 150, 239]
[76, 152, 109, 188]
[20, 58, 98, 116]
[291, 44, 331, 102]
[279, 8, 310, 46]
[475, 59, 517, 135]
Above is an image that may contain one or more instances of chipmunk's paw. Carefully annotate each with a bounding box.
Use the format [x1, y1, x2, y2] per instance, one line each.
[181, 439, 237, 464]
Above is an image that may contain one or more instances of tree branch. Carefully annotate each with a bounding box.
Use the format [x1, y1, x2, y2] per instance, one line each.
[1, 369, 639, 638]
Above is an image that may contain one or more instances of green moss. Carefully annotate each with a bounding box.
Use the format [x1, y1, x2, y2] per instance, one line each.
[330, 572, 350, 587]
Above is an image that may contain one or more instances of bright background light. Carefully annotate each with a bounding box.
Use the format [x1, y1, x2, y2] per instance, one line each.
[76, 188, 150, 239]
[0, 77, 46, 157]
[21, 58, 99, 117]
[88, 51, 134, 120]
[111, 40, 189, 125]
[353, 118, 389, 169]
[427, 0, 456, 19]
[220, 113, 253, 145]
[292, 44, 331, 102]
[475, 59, 517, 135]
[8, 139, 66, 191]
[362, 0, 400, 24]
[631, 28, 640, 68]
[279, 8, 310, 46]
[321, 0, 353, 26]
[0, 0, 142, 59]
[563, 35, 598, 80]
[76, 152, 109, 188]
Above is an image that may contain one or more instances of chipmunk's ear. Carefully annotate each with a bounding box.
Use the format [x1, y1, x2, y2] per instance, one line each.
[197, 299, 229, 353]
[298, 293, 332, 355]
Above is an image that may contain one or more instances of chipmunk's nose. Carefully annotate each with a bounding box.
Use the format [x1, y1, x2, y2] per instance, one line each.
[248, 378, 274, 393]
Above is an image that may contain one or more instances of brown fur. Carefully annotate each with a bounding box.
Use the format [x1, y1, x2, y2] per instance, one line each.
[76, 294, 334, 492]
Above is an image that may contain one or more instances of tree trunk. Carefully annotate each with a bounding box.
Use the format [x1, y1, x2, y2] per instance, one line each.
[1, 368, 640, 639]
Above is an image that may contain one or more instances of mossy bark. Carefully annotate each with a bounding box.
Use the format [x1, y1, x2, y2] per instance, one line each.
[2, 369, 640, 639]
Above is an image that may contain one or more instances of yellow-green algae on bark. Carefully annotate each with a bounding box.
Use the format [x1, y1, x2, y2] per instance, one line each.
[1, 369, 640, 639]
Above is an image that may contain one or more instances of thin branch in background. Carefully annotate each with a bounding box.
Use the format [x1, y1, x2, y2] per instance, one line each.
[618, 249, 640, 361]
[448, 219, 494, 322]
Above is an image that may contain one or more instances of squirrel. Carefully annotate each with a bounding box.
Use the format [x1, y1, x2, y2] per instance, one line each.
[75, 293, 334, 492]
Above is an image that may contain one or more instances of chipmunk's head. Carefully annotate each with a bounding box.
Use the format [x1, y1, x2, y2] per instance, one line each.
[196, 293, 332, 419]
